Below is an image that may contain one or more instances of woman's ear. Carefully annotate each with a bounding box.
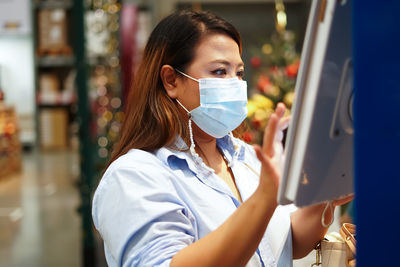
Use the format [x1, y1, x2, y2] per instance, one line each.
[160, 65, 179, 99]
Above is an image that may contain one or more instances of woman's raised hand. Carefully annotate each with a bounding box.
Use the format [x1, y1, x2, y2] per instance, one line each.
[254, 103, 289, 201]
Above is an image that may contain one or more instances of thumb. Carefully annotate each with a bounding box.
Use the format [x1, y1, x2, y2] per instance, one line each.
[254, 145, 280, 189]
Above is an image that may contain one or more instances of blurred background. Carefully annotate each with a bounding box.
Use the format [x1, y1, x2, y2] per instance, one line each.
[0, 0, 345, 266]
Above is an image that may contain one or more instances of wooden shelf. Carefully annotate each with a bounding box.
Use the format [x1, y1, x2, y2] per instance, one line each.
[37, 103, 74, 108]
[33, 0, 73, 9]
[36, 55, 75, 67]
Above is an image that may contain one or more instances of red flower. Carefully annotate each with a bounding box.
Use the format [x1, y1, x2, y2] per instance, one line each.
[243, 131, 254, 143]
[286, 60, 300, 78]
[257, 75, 272, 93]
[250, 56, 262, 68]
[252, 119, 261, 130]
[269, 66, 279, 74]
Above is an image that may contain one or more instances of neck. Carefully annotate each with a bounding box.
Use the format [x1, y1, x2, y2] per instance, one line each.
[192, 125, 224, 171]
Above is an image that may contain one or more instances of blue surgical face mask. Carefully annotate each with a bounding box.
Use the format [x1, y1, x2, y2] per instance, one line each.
[175, 69, 248, 138]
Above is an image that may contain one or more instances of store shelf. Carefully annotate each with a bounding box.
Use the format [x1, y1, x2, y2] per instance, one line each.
[33, 2, 77, 151]
[38, 107, 69, 150]
[33, 0, 73, 9]
[37, 103, 74, 108]
[36, 55, 75, 67]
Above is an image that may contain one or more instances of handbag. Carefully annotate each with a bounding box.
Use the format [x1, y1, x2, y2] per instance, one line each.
[339, 223, 356, 267]
[311, 223, 356, 267]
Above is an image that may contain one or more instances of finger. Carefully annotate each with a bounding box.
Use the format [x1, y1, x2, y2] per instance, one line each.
[278, 116, 290, 131]
[275, 102, 286, 118]
[275, 116, 290, 142]
[263, 113, 278, 157]
[255, 146, 271, 169]
[333, 194, 355, 206]
[254, 145, 280, 189]
[254, 145, 275, 173]
[253, 145, 263, 160]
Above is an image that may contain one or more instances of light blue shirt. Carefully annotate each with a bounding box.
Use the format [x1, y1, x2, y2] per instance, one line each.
[92, 135, 294, 267]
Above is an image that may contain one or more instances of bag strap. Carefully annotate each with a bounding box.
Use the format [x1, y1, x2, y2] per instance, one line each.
[311, 242, 322, 266]
[340, 223, 356, 256]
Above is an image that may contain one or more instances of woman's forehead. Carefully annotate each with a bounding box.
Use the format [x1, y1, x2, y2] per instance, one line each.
[192, 33, 242, 65]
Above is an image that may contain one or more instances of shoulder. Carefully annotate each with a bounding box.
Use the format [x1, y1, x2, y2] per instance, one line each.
[98, 148, 174, 190]
[108, 148, 179, 178]
[93, 149, 175, 207]
[107, 148, 161, 171]
[92, 148, 178, 226]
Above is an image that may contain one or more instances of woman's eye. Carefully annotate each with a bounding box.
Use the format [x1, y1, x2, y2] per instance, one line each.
[237, 70, 245, 78]
[211, 69, 226, 76]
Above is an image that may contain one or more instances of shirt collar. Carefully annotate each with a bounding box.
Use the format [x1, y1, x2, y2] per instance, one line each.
[154, 136, 188, 166]
[154, 135, 251, 205]
[154, 134, 246, 175]
[216, 134, 246, 167]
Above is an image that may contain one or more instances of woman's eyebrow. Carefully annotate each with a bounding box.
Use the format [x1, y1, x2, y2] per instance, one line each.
[209, 59, 244, 68]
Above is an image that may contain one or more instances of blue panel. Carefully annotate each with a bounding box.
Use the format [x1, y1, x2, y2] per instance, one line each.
[353, 0, 400, 265]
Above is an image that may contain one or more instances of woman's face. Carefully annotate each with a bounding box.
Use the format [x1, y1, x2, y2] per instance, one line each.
[176, 33, 244, 111]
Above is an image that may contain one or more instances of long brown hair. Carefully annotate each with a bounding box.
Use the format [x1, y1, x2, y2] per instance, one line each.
[110, 10, 243, 164]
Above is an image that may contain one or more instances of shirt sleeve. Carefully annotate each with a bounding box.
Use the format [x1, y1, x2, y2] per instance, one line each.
[92, 153, 196, 267]
[265, 204, 297, 265]
[240, 141, 297, 266]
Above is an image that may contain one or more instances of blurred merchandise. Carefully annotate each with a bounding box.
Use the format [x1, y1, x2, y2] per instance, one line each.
[0, 72, 4, 110]
[37, 8, 72, 55]
[33, 1, 77, 150]
[0, 102, 22, 178]
[85, 0, 125, 177]
[85, 10, 110, 58]
[244, 0, 300, 144]
[120, 4, 152, 101]
[82, 0, 152, 180]
[39, 73, 59, 103]
[37, 71, 76, 105]
[17, 114, 36, 148]
[135, 10, 152, 68]
[39, 108, 68, 149]
[62, 69, 77, 103]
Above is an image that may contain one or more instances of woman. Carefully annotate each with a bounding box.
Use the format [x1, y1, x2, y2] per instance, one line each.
[92, 10, 351, 267]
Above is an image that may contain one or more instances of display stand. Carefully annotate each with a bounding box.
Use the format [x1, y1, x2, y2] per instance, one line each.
[32, 0, 77, 150]
[353, 0, 400, 265]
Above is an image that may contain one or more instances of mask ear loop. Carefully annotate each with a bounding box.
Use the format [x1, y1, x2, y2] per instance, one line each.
[175, 69, 199, 83]
[228, 132, 241, 168]
[321, 200, 334, 228]
[176, 99, 197, 157]
[175, 69, 202, 160]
